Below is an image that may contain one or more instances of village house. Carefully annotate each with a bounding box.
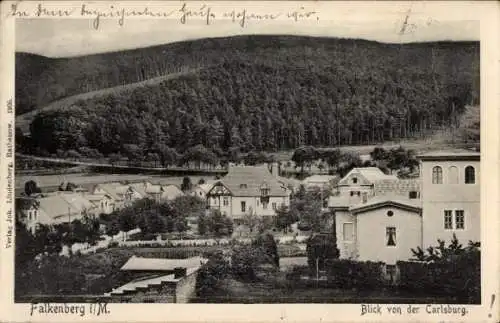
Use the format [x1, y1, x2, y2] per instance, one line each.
[105, 256, 207, 303]
[206, 165, 291, 222]
[85, 193, 115, 215]
[130, 182, 185, 202]
[417, 150, 480, 248]
[191, 181, 216, 200]
[16, 192, 96, 233]
[160, 184, 184, 201]
[92, 182, 142, 209]
[328, 150, 480, 269]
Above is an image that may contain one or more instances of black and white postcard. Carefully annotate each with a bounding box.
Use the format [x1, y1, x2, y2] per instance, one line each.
[1, 1, 499, 322]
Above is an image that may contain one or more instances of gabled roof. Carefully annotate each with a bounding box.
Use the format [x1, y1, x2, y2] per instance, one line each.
[85, 193, 113, 202]
[349, 194, 422, 215]
[120, 256, 207, 271]
[194, 181, 216, 193]
[37, 195, 83, 219]
[59, 193, 95, 212]
[94, 183, 133, 201]
[277, 176, 302, 190]
[338, 167, 398, 186]
[213, 166, 289, 197]
[161, 185, 184, 200]
[129, 182, 148, 197]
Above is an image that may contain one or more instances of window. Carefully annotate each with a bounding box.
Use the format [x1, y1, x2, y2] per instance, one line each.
[350, 191, 354, 196]
[240, 184, 247, 189]
[455, 210, 465, 229]
[409, 191, 418, 199]
[28, 211, 32, 221]
[241, 201, 246, 212]
[272, 202, 277, 210]
[223, 197, 229, 206]
[444, 210, 465, 229]
[448, 166, 459, 184]
[387, 210, 394, 217]
[386, 227, 396, 246]
[263, 202, 268, 209]
[465, 166, 475, 184]
[444, 210, 453, 229]
[260, 183, 270, 196]
[352, 177, 358, 184]
[357, 191, 360, 196]
[343, 223, 354, 241]
[432, 166, 443, 184]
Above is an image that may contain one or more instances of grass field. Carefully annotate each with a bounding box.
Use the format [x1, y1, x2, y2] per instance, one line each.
[192, 276, 460, 304]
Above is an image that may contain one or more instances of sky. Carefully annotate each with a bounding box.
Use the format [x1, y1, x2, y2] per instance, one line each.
[14, 2, 480, 58]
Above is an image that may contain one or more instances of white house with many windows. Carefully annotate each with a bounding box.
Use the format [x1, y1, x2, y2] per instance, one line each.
[417, 150, 480, 248]
[206, 165, 291, 222]
[328, 150, 480, 265]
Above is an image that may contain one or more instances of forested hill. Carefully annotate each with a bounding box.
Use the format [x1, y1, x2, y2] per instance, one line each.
[18, 35, 480, 157]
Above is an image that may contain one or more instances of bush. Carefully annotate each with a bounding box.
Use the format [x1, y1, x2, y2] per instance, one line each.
[400, 236, 481, 304]
[397, 250, 480, 303]
[128, 232, 157, 241]
[306, 233, 339, 271]
[195, 251, 229, 302]
[108, 241, 119, 248]
[231, 245, 276, 281]
[325, 259, 385, 290]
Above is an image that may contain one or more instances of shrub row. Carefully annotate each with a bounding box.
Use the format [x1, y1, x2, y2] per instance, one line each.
[325, 259, 385, 290]
[397, 252, 480, 303]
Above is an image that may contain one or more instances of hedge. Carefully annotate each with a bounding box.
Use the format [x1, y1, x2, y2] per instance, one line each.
[397, 251, 480, 304]
[325, 259, 385, 290]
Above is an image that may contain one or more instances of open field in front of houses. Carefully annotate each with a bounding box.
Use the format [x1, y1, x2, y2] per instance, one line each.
[191, 275, 463, 304]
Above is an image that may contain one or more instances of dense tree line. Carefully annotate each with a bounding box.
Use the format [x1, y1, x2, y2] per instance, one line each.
[19, 36, 479, 157]
[16, 36, 479, 116]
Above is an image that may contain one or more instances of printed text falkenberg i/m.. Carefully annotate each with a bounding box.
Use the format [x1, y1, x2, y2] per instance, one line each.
[30, 303, 111, 316]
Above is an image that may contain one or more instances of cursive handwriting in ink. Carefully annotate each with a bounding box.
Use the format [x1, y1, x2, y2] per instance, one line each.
[399, 7, 417, 35]
[10, 4, 30, 17]
[223, 9, 281, 28]
[81, 4, 175, 30]
[287, 7, 318, 22]
[35, 3, 74, 17]
[179, 3, 215, 25]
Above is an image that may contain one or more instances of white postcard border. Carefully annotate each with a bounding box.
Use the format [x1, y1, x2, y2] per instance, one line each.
[1, 1, 499, 322]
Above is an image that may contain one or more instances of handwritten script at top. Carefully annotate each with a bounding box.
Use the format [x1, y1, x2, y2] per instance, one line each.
[10, 3, 320, 29]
